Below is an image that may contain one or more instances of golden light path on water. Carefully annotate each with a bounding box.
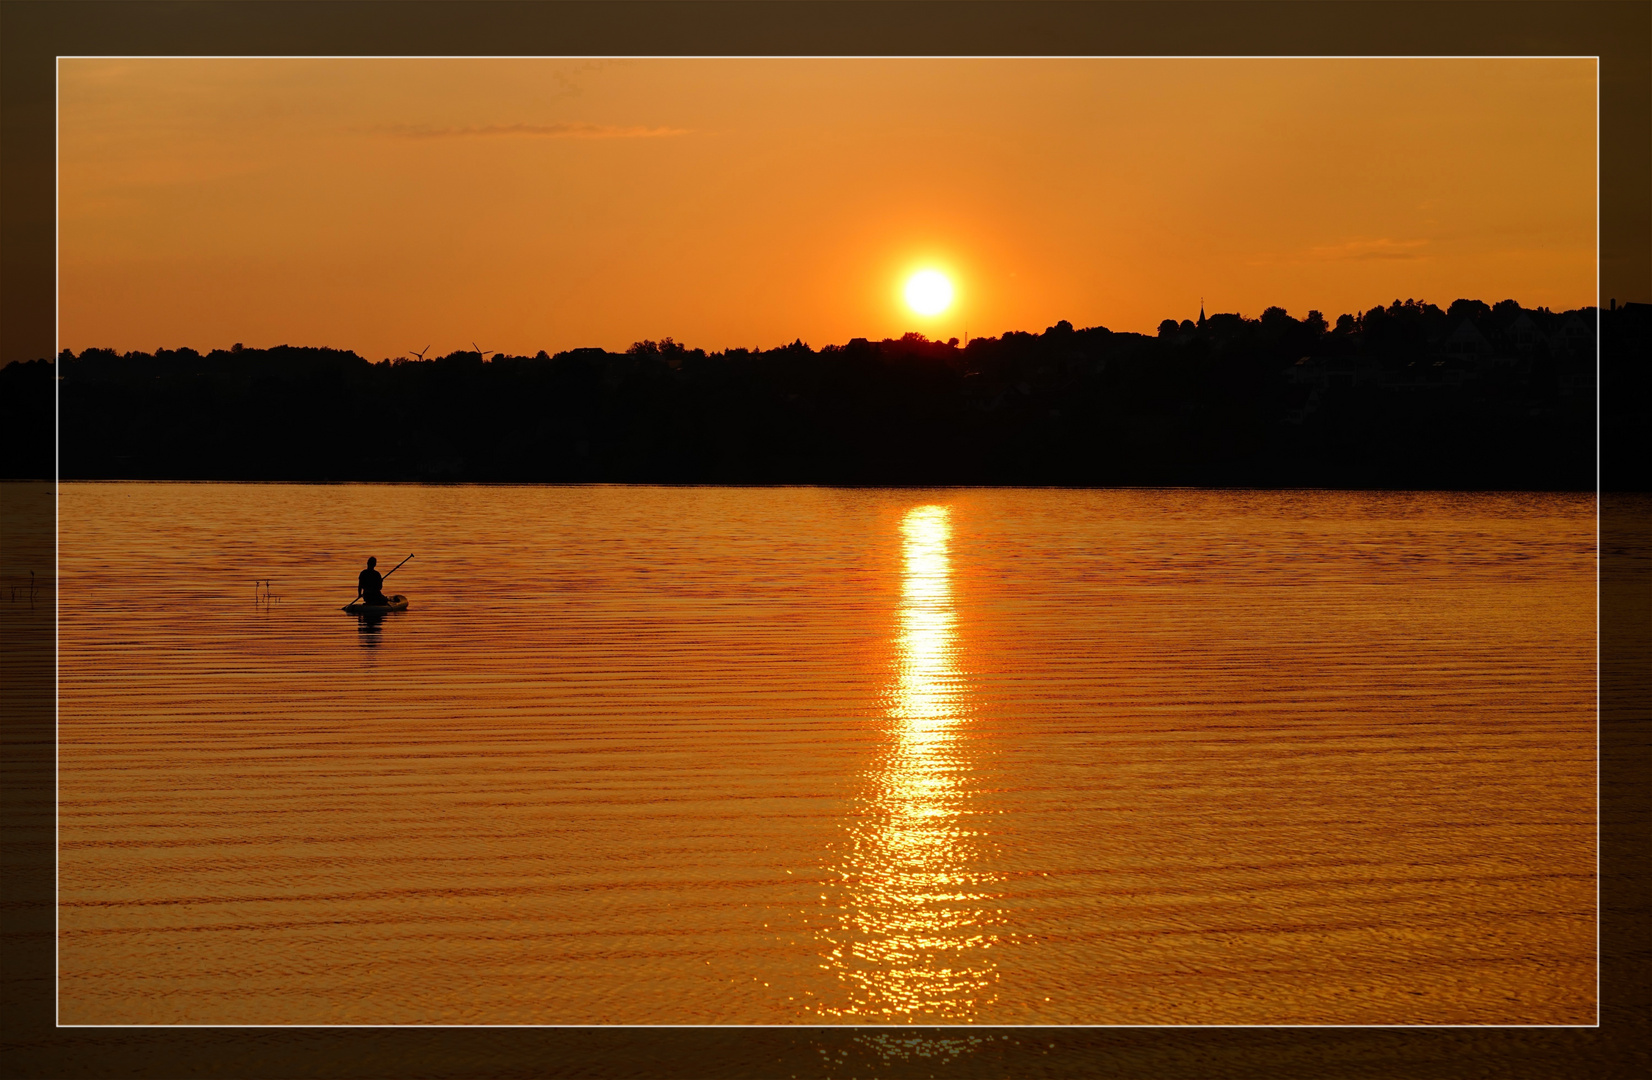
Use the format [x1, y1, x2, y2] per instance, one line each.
[818, 504, 1002, 1021]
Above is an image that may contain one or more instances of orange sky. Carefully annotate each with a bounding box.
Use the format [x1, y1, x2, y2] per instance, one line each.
[58, 58, 1596, 359]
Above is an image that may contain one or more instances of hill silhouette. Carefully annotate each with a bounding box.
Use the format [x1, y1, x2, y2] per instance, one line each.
[10, 298, 1641, 489]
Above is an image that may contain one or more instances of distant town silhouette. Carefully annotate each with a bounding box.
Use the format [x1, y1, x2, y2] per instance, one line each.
[8, 298, 1647, 489]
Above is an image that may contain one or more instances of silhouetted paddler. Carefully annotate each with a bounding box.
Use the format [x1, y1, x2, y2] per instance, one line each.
[357, 556, 389, 605]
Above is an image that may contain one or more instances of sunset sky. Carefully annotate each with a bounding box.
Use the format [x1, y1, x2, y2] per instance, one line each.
[58, 58, 1596, 360]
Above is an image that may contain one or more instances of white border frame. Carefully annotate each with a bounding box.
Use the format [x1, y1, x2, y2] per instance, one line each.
[51, 53, 1605, 1032]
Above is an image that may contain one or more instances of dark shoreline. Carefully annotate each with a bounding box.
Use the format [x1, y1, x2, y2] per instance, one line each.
[11, 299, 1642, 492]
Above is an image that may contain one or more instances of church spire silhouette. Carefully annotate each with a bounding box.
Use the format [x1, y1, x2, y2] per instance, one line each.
[1198, 298, 1206, 328]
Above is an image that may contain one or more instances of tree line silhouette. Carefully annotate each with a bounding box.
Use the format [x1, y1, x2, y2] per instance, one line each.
[8, 297, 1642, 489]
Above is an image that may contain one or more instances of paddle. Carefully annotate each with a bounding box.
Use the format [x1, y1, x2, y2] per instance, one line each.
[344, 553, 415, 610]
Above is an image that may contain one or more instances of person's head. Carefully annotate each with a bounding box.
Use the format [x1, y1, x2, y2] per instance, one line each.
[367, 556, 377, 568]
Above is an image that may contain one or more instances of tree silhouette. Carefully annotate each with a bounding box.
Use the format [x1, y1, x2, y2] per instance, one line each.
[28, 296, 1618, 489]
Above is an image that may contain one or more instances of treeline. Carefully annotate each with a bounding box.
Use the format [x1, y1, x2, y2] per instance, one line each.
[11, 298, 1643, 489]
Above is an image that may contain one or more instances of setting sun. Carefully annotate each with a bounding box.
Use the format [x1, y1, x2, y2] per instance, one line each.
[904, 270, 954, 317]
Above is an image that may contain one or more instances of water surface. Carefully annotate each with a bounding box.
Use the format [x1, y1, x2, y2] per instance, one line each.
[57, 484, 1596, 1024]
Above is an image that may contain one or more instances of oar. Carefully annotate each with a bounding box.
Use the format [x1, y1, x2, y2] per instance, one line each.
[343, 553, 415, 610]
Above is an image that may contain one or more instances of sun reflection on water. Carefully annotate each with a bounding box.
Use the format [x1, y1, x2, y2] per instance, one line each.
[816, 504, 1000, 1021]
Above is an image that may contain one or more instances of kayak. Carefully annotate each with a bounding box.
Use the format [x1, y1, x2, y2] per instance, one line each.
[343, 594, 408, 614]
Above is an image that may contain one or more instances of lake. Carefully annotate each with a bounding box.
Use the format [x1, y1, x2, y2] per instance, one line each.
[56, 483, 1596, 1025]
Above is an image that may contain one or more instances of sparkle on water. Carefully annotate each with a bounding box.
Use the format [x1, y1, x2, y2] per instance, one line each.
[819, 505, 999, 1020]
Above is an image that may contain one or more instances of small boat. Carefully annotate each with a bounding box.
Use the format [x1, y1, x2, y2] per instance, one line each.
[343, 594, 409, 614]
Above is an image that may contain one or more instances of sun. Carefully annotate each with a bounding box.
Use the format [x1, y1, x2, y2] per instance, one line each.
[904, 270, 954, 317]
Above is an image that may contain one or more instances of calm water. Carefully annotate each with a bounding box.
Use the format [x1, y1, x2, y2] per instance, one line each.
[57, 483, 1596, 1025]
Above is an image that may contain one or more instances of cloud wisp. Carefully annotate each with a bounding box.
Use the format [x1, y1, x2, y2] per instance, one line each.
[382, 121, 689, 140]
[1304, 237, 1432, 262]
[1249, 237, 1434, 268]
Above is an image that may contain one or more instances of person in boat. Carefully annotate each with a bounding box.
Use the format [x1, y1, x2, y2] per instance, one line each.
[357, 556, 390, 606]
